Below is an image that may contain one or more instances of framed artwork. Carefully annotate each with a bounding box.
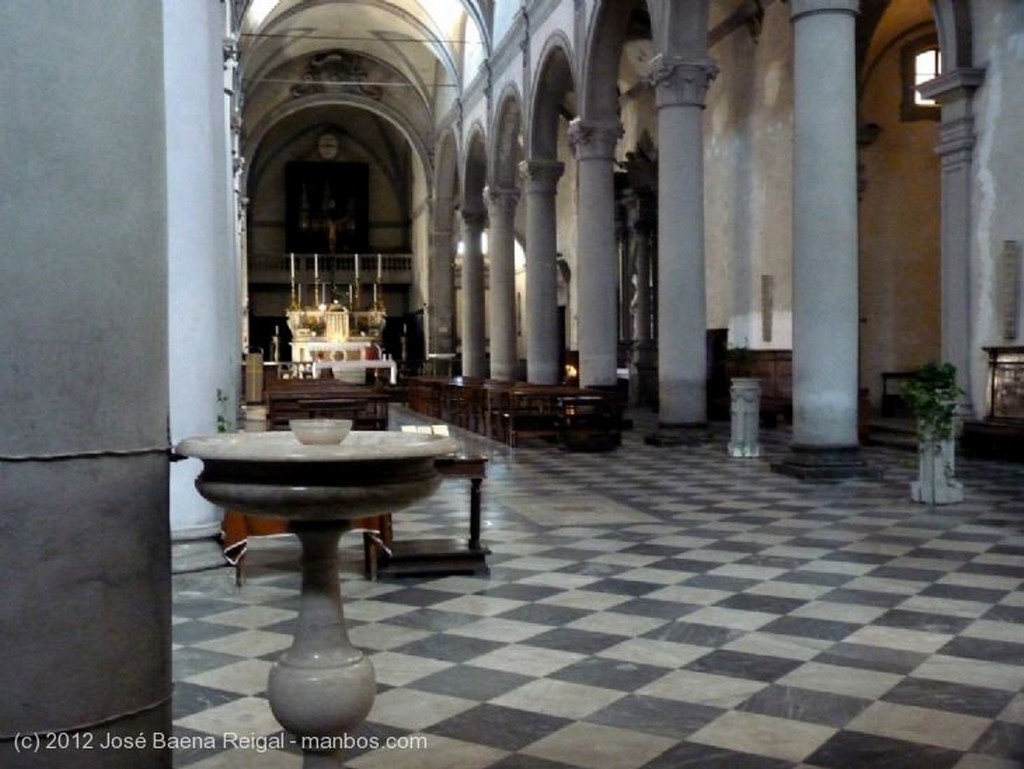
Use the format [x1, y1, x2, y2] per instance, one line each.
[285, 161, 369, 254]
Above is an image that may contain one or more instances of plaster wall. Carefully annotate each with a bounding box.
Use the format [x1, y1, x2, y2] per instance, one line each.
[970, 0, 1024, 410]
[705, 3, 794, 350]
[857, 31, 941, 408]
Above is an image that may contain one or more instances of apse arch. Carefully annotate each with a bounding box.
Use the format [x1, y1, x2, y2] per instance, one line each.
[242, 92, 433, 193]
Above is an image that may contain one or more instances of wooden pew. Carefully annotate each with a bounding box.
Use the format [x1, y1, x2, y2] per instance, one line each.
[264, 379, 390, 431]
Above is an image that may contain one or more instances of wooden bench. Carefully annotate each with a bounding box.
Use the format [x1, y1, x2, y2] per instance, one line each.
[881, 371, 915, 418]
[264, 380, 390, 431]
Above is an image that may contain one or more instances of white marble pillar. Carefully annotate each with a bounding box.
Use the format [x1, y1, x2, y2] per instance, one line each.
[520, 159, 565, 384]
[570, 118, 622, 388]
[919, 69, 985, 417]
[166, 0, 240, 572]
[791, 0, 859, 448]
[775, 0, 877, 478]
[430, 225, 457, 356]
[460, 209, 487, 378]
[0, 4, 172, 767]
[486, 186, 520, 381]
[647, 56, 717, 429]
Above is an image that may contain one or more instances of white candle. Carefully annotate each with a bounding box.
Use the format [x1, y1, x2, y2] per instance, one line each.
[314, 253, 319, 281]
[354, 253, 360, 281]
[290, 252, 295, 283]
[377, 253, 382, 280]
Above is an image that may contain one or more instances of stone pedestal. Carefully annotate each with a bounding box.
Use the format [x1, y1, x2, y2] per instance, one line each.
[729, 378, 762, 458]
[912, 437, 964, 504]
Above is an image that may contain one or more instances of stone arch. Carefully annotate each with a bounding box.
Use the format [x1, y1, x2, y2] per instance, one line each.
[490, 84, 524, 190]
[242, 92, 433, 194]
[463, 122, 488, 215]
[931, 0, 973, 70]
[579, 0, 647, 123]
[528, 33, 577, 158]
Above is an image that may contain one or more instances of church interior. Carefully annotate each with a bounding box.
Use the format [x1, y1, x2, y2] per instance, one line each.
[3, 1, 1024, 767]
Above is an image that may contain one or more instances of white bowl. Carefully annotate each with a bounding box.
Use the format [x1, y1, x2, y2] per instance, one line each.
[289, 419, 353, 445]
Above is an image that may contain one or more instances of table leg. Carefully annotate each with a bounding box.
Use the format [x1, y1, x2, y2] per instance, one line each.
[268, 521, 375, 767]
[469, 477, 482, 550]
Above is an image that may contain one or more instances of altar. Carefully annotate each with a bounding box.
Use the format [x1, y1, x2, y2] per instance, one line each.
[286, 305, 389, 380]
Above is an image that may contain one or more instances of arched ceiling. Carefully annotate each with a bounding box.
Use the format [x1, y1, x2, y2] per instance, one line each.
[235, 0, 490, 164]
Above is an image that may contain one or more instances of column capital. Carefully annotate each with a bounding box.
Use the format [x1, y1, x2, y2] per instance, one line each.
[484, 185, 520, 217]
[645, 55, 718, 109]
[567, 118, 623, 161]
[790, 0, 859, 21]
[519, 159, 565, 192]
[461, 208, 488, 229]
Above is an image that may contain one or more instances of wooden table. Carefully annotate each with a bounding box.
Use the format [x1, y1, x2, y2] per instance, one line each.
[367, 454, 490, 578]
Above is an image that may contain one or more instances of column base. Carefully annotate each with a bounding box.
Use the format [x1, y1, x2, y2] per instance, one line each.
[771, 445, 882, 481]
[171, 523, 226, 573]
[644, 423, 711, 447]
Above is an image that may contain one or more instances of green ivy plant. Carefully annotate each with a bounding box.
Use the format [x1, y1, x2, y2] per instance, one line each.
[902, 362, 963, 441]
[216, 388, 232, 433]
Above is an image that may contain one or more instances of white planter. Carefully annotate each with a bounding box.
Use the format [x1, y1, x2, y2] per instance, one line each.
[911, 436, 964, 504]
[729, 377, 761, 458]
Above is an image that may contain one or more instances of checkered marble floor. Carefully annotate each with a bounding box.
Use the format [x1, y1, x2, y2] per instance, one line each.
[172, 408, 1024, 768]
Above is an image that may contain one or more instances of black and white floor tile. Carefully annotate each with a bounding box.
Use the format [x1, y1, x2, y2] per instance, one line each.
[172, 408, 1024, 768]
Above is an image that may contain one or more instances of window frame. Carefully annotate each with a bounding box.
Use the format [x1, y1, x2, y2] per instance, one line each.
[901, 34, 941, 122]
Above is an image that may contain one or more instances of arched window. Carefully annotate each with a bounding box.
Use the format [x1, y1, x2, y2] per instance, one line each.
[901, 35, 941, 121]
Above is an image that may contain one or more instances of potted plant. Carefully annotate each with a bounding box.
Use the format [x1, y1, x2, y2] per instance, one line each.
[725, 345, 761, 458]
[902, 361, 964, 504]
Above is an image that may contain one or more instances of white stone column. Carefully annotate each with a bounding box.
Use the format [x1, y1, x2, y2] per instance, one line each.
[430, 225, 457, 356]
[460, 209, 487, 378]
[520, 159, 565, 384]
[775, 0, 876, 478]
[486, 186, 520, 381]
[919, 69, 985, 416]
[647, 56, 717, 430]
[570, 118, 622, 388]
[791, 0, 858, 447]
[166, 0, 240, 572]
[0, 4, 172, 766]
